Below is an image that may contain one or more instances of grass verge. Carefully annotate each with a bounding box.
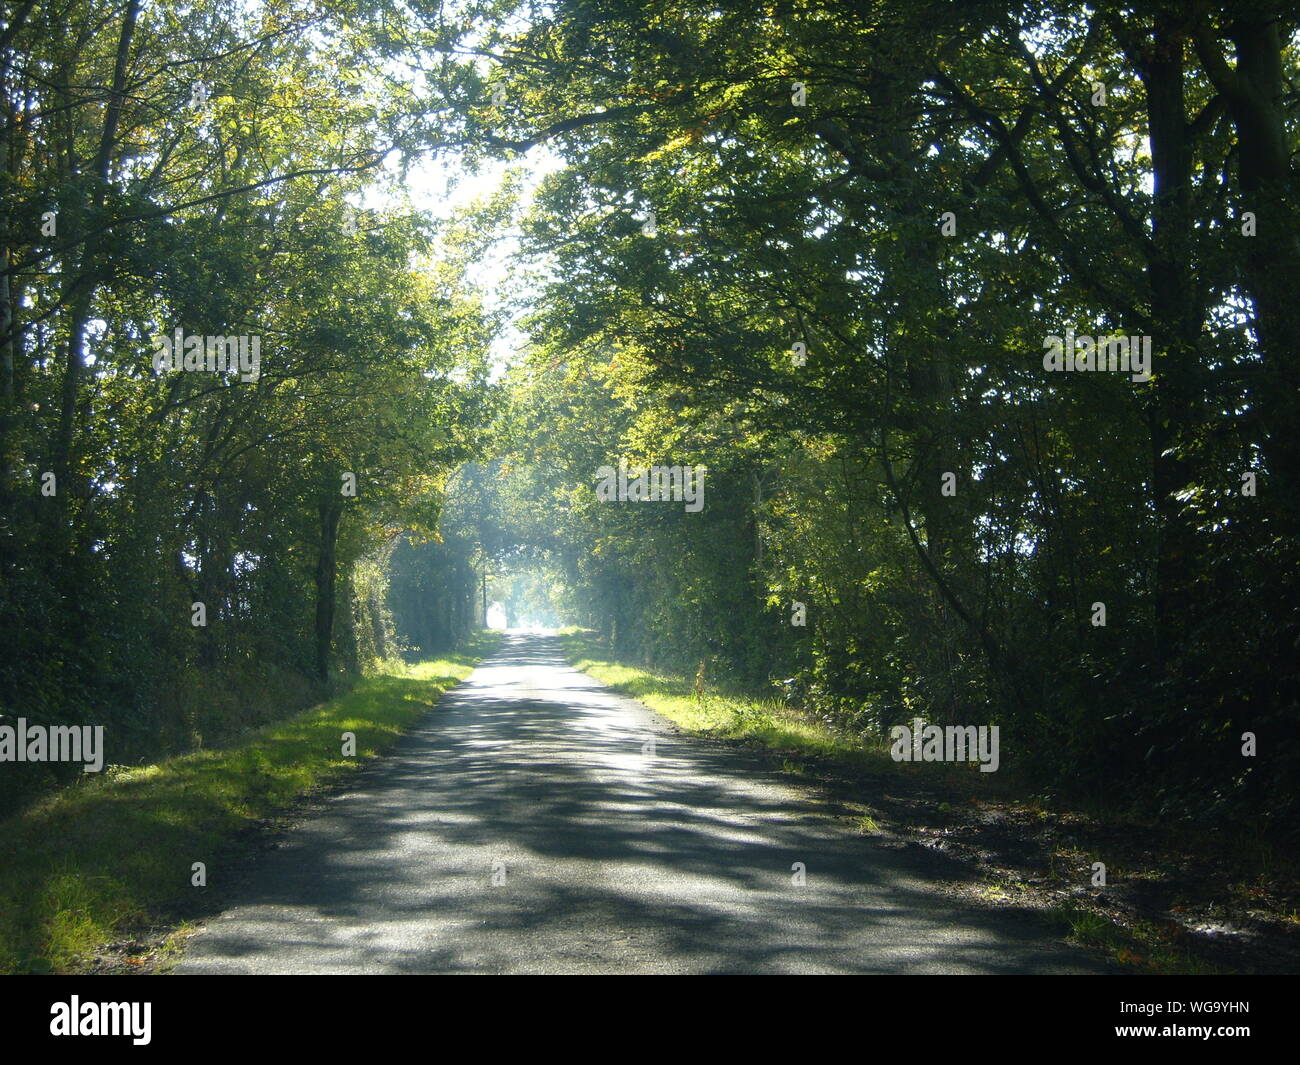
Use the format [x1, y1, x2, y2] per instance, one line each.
[557, 628, 890, 764]
[1050, 904, 1225, 974]
[0, 631, 498, 974]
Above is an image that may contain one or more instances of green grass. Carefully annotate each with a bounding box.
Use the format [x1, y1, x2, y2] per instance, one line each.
[1049, 903, 1229, 975]
[557, 629, 886, 763]
[0, 631, 498, 974]
[556, 631, 1023, 796]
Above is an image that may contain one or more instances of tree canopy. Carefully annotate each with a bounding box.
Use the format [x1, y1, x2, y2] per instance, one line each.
[2, 0, 1296, 828]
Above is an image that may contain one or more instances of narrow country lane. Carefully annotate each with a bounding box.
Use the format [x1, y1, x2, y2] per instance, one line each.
[176, 633, 1109, 974]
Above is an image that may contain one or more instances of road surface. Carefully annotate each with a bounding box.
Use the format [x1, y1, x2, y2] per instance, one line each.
[177, 633, 1107, 974]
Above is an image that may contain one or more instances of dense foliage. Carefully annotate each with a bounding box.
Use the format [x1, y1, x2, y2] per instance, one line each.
[462, 0, 1299, 827]
[0, 0, 496, 812]
[4, 0, 1295, 831]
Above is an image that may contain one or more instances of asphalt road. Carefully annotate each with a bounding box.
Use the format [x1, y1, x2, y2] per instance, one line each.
[177, 633, 1108, 974]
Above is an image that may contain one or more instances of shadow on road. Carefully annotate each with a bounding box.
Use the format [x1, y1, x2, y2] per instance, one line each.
[177, 634, 1111, 974]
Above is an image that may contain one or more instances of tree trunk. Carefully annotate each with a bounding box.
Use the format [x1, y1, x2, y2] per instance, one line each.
[1219, 17, 1299, 520]
[50, 0, 141, 541]
[1141, 11, 1203, 670]
[314, 499, 343, 681]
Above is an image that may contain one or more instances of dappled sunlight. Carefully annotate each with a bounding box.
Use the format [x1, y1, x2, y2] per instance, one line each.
[180, 633, 1107, 975]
